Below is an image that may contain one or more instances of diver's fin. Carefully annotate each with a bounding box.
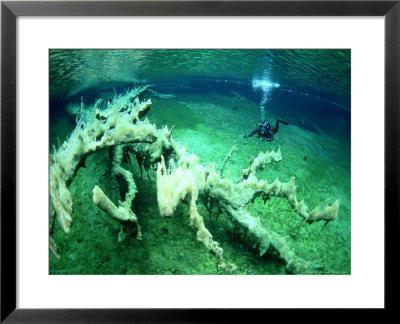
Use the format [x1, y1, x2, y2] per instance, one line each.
[278, 119, 290, 125]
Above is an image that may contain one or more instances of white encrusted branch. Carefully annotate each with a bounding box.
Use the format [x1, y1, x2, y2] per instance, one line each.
[50, 89, 157, 234]
[93, 145, 142, 240]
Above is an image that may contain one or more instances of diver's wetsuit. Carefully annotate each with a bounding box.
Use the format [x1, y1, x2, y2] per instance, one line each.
[244, 119, 289, 141]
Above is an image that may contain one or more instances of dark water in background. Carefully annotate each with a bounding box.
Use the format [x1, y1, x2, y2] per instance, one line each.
[50, 49, 350, 141]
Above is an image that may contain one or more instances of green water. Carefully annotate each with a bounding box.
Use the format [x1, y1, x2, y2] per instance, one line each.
[49, 49, 351, 275]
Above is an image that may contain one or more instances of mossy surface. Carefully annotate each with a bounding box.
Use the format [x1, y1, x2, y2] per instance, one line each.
[50, 92, 350, 275]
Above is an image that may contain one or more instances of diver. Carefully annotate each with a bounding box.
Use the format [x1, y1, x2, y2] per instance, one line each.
[244, 119, 289, 141]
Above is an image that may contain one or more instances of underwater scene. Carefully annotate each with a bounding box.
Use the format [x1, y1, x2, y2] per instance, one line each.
[49, 49, 351, 275]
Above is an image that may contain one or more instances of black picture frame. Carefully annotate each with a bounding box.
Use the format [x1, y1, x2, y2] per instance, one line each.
[1, 0, 399, 321]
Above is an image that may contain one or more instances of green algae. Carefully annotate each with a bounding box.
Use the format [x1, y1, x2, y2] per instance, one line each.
[50, 92, 350, 275]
